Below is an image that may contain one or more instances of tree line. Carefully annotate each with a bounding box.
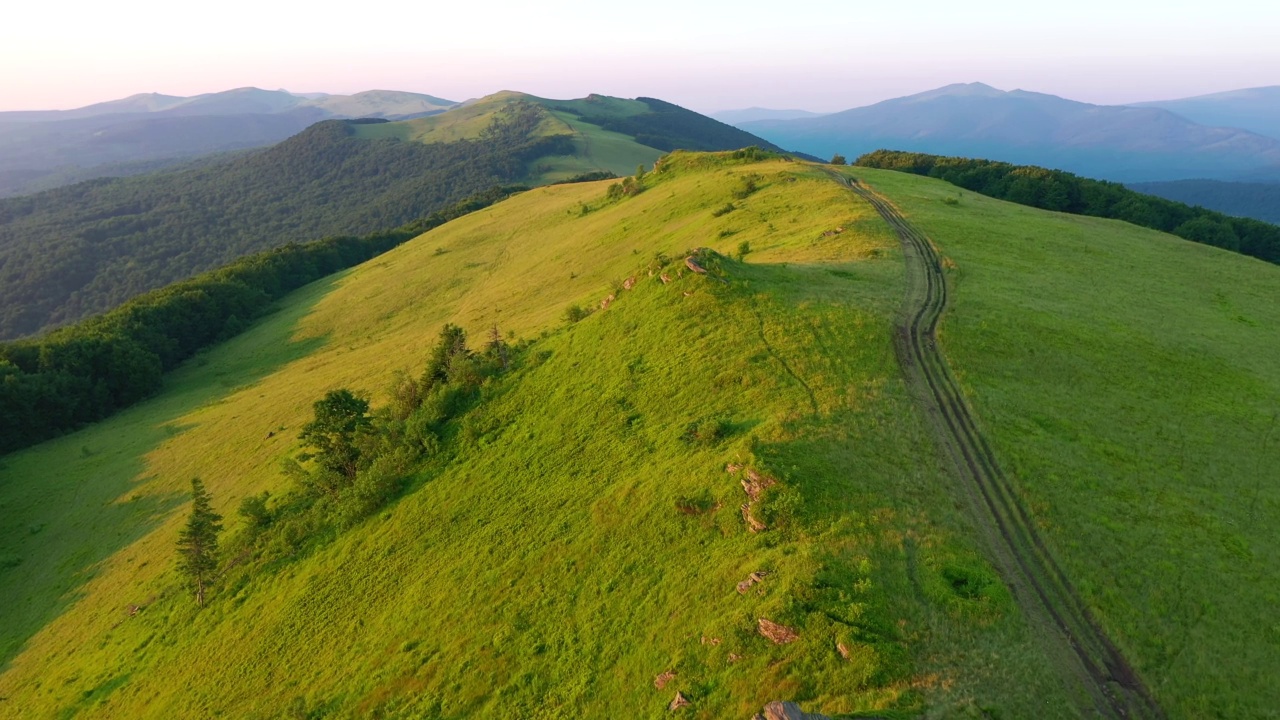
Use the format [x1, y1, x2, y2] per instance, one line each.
[0, 187, 524, 455]
[855, 150, 1280, 265]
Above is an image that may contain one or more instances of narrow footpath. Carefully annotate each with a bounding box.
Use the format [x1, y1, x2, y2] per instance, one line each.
[836, 172, 1163, 719]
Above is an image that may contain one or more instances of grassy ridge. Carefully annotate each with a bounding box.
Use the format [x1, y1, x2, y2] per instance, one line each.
[0, 156, 1071, 718]
[843, 166, 1280, 716]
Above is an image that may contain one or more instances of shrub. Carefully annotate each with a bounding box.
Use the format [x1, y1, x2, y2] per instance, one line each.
[711, 202, 736, 217]
[563, 304, 593, 323]
[682, 417, 731, 445]
[238, 492, 273, 532]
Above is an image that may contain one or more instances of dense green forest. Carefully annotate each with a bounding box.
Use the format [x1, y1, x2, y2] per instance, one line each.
[0, 187, 523, 455]
[0, 104, 564, 340]
[565, 97, 784, 153]
[1128, 179, 1280, 224]
[856, 151, 1280, 265]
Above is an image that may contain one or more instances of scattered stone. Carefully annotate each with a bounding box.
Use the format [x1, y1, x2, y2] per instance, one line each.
[623, 276, 637, 290]
[736, 571, 767, 594]
[835, 226, 845, 233]
[836, 642, 851, 660]
[683, 291, 693, 297]
[728, 652, 744, 663]
[660, 273, 672, 284]
[741, 469, 777, 502]
[700, 635, 722, 646]
[685, 256, 708, 274]
[654, 671, 676, 690]
[757, 618, 799, 644]
[725, 463, 743, 473]
[127, 604, 140, 617]
[600, 294, 615, 310]
[669, 691, 692, 711]
[756, 700, 832, 720]
[741, 504, 767, 533]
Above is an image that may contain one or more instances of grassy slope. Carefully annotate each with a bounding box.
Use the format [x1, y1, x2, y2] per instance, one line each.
[843, 167, 1280, 717]
[351, 93, 664, 182]
[0, 158, 1070, 718]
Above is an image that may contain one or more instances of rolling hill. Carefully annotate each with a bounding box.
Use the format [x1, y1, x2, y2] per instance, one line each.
[0, 92, 780, 340]
[1, 152, 1276, 717]
[736, 83, 1280, 182]
[0, 88, 458, 197]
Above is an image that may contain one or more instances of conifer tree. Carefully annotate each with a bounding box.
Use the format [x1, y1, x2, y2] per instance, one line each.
[177, 478, 223, 606]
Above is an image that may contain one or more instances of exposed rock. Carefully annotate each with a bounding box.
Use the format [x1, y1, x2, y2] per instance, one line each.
[623, 276, 637, 290]
[757, 700, 832, 720]
[736, 571, 767, 594]
[600, 293, 615, 310]
[836, 642, 851, 660]
[741, 503, 766, 533]
[741, 469, 777, 502]
[685, 256, 707, 274]
[757, 618, 799, 644]
[669, 691, 692, 711]
[654, 670, 676, 690]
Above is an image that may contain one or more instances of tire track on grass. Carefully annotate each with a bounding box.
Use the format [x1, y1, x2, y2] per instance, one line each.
[831, 172, 1163, 719]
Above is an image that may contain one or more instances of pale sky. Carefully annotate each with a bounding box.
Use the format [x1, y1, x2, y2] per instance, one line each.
[1, 0, 1277, 113]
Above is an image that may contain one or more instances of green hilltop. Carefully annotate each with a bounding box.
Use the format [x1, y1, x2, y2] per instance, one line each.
[0, 93, 778, 340]
[0, 153, 1276, 718]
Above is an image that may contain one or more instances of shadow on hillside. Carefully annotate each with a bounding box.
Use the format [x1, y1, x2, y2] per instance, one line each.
[0, 276, 341, 677]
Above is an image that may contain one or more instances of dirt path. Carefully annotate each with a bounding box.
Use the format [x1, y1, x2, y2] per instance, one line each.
[834, 172, 1164, 719]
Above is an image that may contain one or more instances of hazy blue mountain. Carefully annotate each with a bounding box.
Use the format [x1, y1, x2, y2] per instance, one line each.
[1132, 87, 1280, 141]
[0, 89, 457, 197]
[709, 107, 824, 124]
[739, 83, 1280, 182]
[1130, 179, 1280, 224]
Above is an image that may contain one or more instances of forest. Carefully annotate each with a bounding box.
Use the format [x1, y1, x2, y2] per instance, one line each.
[569, 97, 784, 153]
[1128, 179, 1280, 224]
[855, 151, 1280, 265]
[0, 104, 567, 340]
[0, 187, 523, 455]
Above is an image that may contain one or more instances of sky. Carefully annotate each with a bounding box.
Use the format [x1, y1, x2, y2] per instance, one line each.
[1, 0, 1277, 113]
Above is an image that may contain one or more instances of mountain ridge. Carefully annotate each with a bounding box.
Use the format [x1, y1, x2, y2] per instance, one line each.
[735, 83, 1280, 181]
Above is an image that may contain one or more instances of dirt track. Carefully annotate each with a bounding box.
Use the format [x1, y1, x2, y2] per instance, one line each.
[836, 173, 1164, 719]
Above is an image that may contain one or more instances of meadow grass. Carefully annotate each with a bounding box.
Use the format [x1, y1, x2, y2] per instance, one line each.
[349, 93, 663, 183]
[843, 167, 1280, 717]
[0, 156, 1075, 718]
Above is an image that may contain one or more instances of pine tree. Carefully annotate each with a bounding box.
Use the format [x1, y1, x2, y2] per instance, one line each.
[176, 478, 223, 606]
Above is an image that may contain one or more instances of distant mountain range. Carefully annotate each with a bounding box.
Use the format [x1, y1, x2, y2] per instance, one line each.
[708, 107, 825, 124]
[0, 88, 457, 197]
[732, 83, 1280, 182]
[1132, 86, 1280, 141]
